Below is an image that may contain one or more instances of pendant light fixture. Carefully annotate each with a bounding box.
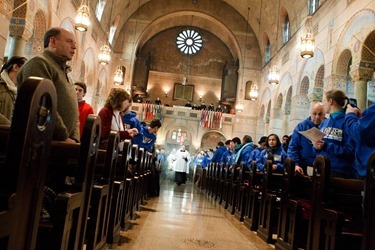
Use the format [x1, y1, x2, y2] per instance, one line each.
[114, 66, 124, 85]
[300, 16, 315, 58]
[75, 0, 90, 32]
[268, 65, 280, 85]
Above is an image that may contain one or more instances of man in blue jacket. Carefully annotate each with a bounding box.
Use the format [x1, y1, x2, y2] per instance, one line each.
[345, 103, 375, 177]
[287, 102, 325, 175]
[132, 119, 162, 152]
[211, 141, 227, 163]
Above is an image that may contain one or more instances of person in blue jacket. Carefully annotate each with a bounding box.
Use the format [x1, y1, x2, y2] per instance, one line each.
[234, 135, 254, 169]
[313, 90, 355, 178]
[287, 102, 325, 175]
[256, 134, 287, 173]
[132, 119, 162, 152]
[221, 140, 235, 166]
[345, 103, 375, 178]
[123, 109, 142, 132]
[211, 141, 227, 163]
[250, 136, 267, 162]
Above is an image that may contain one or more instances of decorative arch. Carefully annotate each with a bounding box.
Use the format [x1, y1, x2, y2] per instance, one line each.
[25, 10, 47, 58]
[200, 130, 226, 151]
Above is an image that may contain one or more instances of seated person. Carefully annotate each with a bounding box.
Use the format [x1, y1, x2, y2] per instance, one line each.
[256, 134, 287, 173]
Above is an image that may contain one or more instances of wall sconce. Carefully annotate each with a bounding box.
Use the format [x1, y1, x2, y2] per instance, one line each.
[75, 0, 90, 32]
[249, 83, 259, 101]
[268, 65, 280, 85]
[235, 100, 244, 113]
[199, 94, 203, 102]
[300, 16, 315, 58]
[165, 90, 169, 98]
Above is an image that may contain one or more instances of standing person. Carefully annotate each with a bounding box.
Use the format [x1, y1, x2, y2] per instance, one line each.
[249, 136, 267, 162]
[234, 135, 254, 169]
[211, 141, 227, 163]
[345, 103, 375, 178]
[287, 103, 325, 175]
[0, 56, 27, 125]
[74, 82, 94, 137]
[313, 90, 356, 178]
[221, 140, 235, 166]
[173, 145, 191, 185]
[282, 135, 290, 152]
[98, 88, 138, 150]
[18, 27, 80, 143]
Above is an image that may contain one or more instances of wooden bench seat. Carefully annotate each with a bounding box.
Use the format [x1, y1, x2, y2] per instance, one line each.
[0, 78, 56, 250]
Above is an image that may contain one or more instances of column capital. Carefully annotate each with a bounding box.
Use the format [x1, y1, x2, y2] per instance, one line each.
[349, 61, 374, 82]
[9, 17, 34, 41]
[324, 74, 347, 91]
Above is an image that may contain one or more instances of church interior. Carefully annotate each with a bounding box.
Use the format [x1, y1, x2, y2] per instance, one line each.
[0, 0, 375, 249]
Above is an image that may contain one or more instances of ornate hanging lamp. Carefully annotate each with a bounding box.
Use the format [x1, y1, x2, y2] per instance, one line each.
[268, 65, 280, 85]
[300, 16, 315, 58]
[249, 83, 259, 101]
[75, 0, 90, 32]
[114, 66, 124, 85]
[98, 43, 111, 65]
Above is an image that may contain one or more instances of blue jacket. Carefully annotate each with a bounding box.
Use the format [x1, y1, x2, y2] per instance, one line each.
[345, 104, 375, 177]
[234, 142, 254, 168]
[194, 155, 207, 168]
[287, 117, 318, 168]
[132, 124, 157, 152]
[211, 146, 227, 163]
[123, 111, 142, 131]
[221, 149, 235, 166]
[256, 147, 286, 173]
[316, 110, 355, 177]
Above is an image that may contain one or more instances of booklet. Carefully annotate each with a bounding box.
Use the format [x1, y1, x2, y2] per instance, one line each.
[298, 127, 326, 142]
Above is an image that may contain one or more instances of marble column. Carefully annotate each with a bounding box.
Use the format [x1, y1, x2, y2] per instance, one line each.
[350, 63, 373, 110]
[8, 17, 33, 57]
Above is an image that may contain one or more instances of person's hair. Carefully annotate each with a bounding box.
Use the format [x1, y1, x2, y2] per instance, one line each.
[232, 137, 241, 145]
[74, 82, 87, 93]
[105, 88, 131, 110]
[266, 134, 281, 148]
[217, 141, 224, 147]
[325, 89, 347, 107]
[150, 119, 162, 128]
[44, 27, 62, 48]
[1, 56, 27, 73]
[242, 135, 253, 144]
[225, 140, 232, 145]
[258, 136, 267, 144]
[282, 135, 289, 140]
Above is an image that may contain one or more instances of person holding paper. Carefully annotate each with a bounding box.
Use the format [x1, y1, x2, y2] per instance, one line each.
[313, 90, 356, 178]
[345, 103, 375, 178]
[287, 103, 325, 175]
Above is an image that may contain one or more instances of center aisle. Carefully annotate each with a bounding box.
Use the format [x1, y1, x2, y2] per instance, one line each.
[116, 180, 274, 249]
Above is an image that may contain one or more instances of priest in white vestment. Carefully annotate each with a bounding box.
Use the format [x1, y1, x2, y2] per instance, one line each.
[173, 145, 191, 185]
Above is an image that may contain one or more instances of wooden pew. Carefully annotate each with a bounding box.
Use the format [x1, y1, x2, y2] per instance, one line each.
[363, 151, 375, 250]
[306, 156, 364, 250]
[0, 78, 56, 250]
[227, 163, 239, 215]
[85, 131, 119, 250]
[37, 115, 101, 250]
[234, 162, 249, 221]
[257, 160, 284, 243]
[275, 158, 313, 250]
[243, 161, 263, 231]
[107, 139, 131, 245]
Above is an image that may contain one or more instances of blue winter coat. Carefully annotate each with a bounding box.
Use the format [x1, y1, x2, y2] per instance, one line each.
[132, 124, 157, 152]
[316, 110, 355, 177]
[221, 150, 235, 166]
[123, 111, 142, 131]
[345, 104, 375, 177]
[256, 147, 287, 173]
[287, 117, 318, 168]
[234, 142, 254, 169]
[211, 146, 227, 163]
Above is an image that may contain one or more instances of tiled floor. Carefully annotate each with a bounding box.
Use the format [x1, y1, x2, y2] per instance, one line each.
[116, 179, 274, 249]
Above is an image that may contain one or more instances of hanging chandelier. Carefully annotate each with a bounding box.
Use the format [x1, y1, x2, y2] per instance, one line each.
[98, 43, 111, 65]
[249, 83, 259, 101]
[300, 16, 315, 58]
[268, 65, 280, 85]
[114, 66, 124, 85]
[75, 0, 90, 32]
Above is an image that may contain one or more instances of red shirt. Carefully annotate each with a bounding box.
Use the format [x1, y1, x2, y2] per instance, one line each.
[78, 100, 94, 137]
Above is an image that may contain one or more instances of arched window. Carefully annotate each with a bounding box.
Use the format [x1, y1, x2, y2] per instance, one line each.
[283, 14, 290, 44]
[309, 0, 320, 15]
[265, 39, 271, 63]
[95, 0, 106, 21]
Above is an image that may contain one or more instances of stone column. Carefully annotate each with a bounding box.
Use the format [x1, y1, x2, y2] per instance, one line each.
[350, 63, 373, 110]
[8, 17, 33, 57]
